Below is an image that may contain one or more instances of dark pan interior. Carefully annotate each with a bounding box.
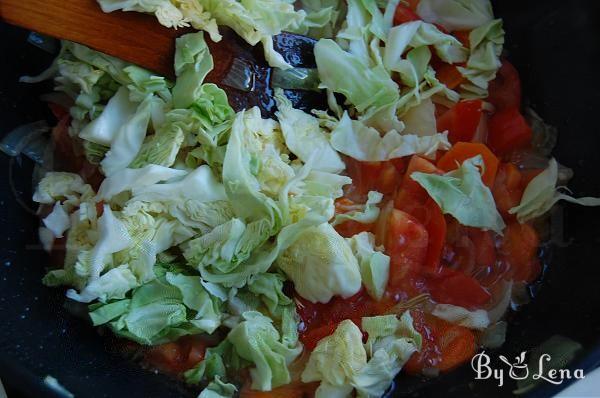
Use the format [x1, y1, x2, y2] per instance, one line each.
[1, 0, 600, 397]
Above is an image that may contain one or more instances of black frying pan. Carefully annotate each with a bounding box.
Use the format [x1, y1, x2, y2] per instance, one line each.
[2, 0, 600, 397]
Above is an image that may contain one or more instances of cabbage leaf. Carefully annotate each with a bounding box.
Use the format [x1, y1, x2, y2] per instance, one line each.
[412, 156, 505, 234]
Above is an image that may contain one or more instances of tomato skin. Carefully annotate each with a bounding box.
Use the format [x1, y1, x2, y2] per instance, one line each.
[437, 100, 484, 144]
[393, 4, 421, 25]
[487, 107, 533, 156]
[428, 268, 491, 309]
[488, 60, 522, 111]
[437, 142, 500, 187]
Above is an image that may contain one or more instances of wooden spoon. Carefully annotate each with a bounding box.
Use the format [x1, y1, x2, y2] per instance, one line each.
[0, 0, 324, 115]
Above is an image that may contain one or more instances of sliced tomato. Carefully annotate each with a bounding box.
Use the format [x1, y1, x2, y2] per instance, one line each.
[487, 107, 533, 156]
[344, 159, 400, 199]
[437, 142, 499, 187]
[385, 209, 429, 296]
[488, 60, 522, 111]
[435, 321, 477, 372]
[300, 323, 338, 351]
[404, 310, 440, 373]
[437, 100, 484, 144]
[145, 336, 208, 374]
[499, 222, 540, 282]
[428, 268, 491, 309]
[376, 161, 401, 195]
[435, 63, 466, 90]
[447, 234, 477, 276]
[393, 4, 421, 25]
[420, 200, 446, 273]
[468, 228, 497, 267]
[492, 163, 524, 217]
[393, 157, 445, 274]
[394, 156, 441, 210]
[399, 199, 447, 274]
[405, 311, 476, 374]
[296, 290, 375, 350]
[453, 30, 471, 48]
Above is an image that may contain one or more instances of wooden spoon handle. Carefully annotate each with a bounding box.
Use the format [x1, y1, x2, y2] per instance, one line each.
[0, 0, 182, 77]
[0, 0, 326, 115]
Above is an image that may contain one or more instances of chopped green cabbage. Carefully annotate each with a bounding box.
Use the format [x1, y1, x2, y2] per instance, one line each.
[276, 222, 362, 303]
[302, 313, 421, 398]
[457, 19, 505, 98]
[412, 156, 505, 234]
[89, 269, 222, 344]
[416, 0, 494, 32]
[330, 112, 450, 161]
[345, 232, 390, 301]
[302, 319, 367, 398]
[333, 191, 383, 226]
[275, 89, 345, 173]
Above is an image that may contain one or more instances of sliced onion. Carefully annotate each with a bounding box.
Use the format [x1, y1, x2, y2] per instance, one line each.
[486, 279, 513, 323]
[478, 321, 507, 349]
[527, 107, 558, 157]
[1, 120, 49, 157]
[374, 200, 394, 247]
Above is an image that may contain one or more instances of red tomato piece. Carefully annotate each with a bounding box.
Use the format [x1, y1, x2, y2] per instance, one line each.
[385, 209, 429, 293]
[296, 290, 376, 350]
[145, 336, 208, 375]
[395, 156, 441, 210]
[300, 323, 338, 351]
[393, 4, 421, 25]
[405, 311, 476, 374]
[492, 163, 524, 218]
[488, 60, 522, 111]
[435, 63, 466, 90]
[499, 222, 540, 282]
[420, 200, 447, 273]
[437, 142, 500, 187]
[453, 30, 471, 48]
[437, 100, 484, 144]
[487, 107, 533, 156]
[468, 228, 497, 267]
[428, 268, 491, 309]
